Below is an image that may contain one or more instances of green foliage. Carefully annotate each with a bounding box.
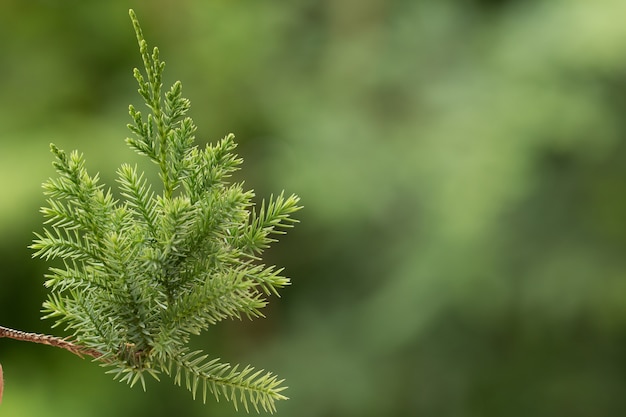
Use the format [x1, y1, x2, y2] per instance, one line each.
[30, 9, 301, 413]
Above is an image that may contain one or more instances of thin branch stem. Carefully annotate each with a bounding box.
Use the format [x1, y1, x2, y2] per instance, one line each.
[0, 325, 102, 360]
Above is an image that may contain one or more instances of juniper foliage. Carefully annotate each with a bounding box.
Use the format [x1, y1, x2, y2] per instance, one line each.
[30, 9, 301, 413]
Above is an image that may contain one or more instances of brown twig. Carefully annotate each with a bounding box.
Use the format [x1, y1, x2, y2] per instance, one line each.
[0, 325, 107, 406]
[0, 325, 102, 360]
[0, 363, 3, 404]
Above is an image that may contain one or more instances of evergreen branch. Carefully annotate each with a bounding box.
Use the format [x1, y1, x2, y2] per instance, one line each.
[182, 134, 243, 202]
[238, 192, 302, 256]
[127, 105, 158, 160]
[43, 261, 109, 293]
[117, 163, 158, 235]
[32, 228, 93, 262]
[23, 8, 302, 412]
[171, 350, 288, 413]
[162, 267, 269, 339]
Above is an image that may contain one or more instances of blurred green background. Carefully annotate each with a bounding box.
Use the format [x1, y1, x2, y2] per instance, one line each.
[2, 0, 626, 415]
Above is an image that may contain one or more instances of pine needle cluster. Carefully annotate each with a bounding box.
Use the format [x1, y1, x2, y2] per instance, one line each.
[30, 9, 301, 413]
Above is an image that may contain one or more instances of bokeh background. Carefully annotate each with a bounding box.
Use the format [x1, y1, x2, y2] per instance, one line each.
[2, 0, 626, 416]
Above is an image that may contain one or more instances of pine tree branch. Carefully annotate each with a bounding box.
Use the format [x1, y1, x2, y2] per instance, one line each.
[17, 8, 302, 412]
[170, 351, 288, 413]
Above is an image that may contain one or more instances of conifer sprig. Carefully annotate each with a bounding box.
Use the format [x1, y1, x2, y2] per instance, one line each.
[30, 9, 301, 413]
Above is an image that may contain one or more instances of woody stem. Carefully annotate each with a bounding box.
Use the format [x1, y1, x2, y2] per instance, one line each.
[0, 325, 102, 359]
